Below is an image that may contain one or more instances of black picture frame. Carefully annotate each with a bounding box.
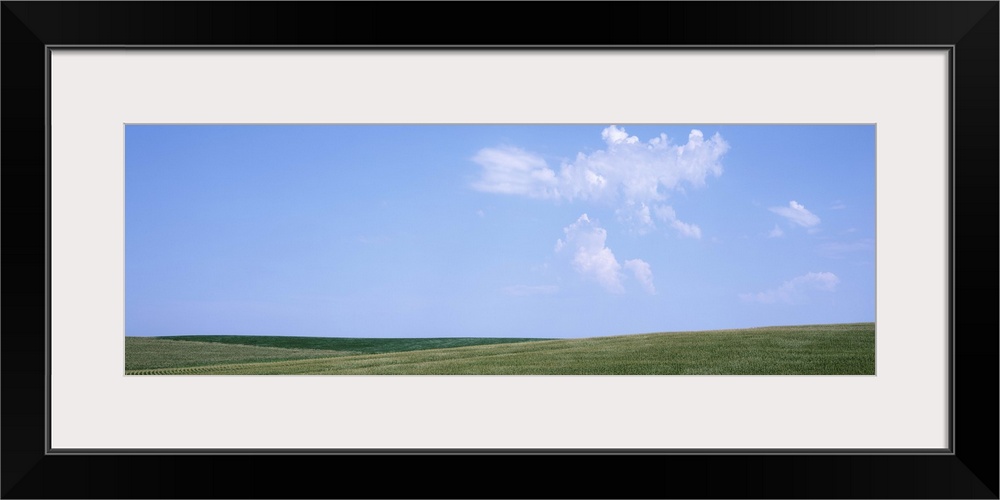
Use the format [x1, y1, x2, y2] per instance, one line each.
[3, 2, 996, 498]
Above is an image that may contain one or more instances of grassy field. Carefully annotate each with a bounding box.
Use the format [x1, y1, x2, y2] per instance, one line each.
[124, 337, 352, 370]
[125, 322, 875, 375]
[155, 335, 550, 354]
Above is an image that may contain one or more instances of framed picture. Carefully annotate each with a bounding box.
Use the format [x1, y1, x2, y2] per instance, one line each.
[3, 2, 996, 498]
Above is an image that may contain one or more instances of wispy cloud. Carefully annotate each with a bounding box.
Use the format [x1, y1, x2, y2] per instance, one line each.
[830, 201, 847, 210]
[624, 259, 656, 294]
[555, 214, 625, 293]
[472, 125, 729, 233]
[469, 146, 560, 199]
[616, 201, 655, 234]
[502, 284, 559, 296]
[769, 200, 820, 228]
[739, 272, 840, 304]
[768, 224, 784, 238]
[652, 204, 702, 239]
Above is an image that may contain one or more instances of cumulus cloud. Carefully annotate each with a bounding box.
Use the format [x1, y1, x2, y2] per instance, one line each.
[769, 200, 820, 228]
[555, 214, 657, 294]
[768, 225, 784, 238]
[624, 259, 656, 294]
[739, 272, 840, 304]
[555, 214, 625, 293]
[471, 125, 729, 233]
[559, 127, 728, 204]
[602, 124, 640, 145]
[502, 285, 559, 296]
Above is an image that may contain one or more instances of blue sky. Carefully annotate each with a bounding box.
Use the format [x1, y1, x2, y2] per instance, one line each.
[125, 124, 875, 338]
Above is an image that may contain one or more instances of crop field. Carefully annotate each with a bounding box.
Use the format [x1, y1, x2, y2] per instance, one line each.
[125, 322, 875, 375]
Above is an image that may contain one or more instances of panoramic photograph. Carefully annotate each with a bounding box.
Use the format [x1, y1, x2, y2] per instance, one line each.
[124, 124, 875, 375]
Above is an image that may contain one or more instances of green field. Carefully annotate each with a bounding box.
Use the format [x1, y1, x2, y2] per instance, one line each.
[125, 322, 874, 375]
[154, 335, 549, 354]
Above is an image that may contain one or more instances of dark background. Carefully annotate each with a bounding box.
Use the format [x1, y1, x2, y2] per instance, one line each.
[3, 2, 997, 498]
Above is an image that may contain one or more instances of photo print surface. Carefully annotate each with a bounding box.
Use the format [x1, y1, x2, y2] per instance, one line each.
[125, 124, 875, 375]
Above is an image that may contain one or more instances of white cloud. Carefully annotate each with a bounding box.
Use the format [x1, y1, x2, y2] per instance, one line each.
[616, 201, 655, 234]
[555, 214, 625, 293]
[739, 272, 840, 304]
[502, 285, 559, 296]
[653, 204, 702, 239]
[601, 124, 640, 145]
[469, 146, 560, 199]
[624, 259, 656, 294]
[830, 201, 847, 210]
[559, 127, 728, 204]
[669, 219, 702, 240]
[652, 204, 675, 221]
[769, 200, 820, 228]
[471, 126, 729, 232]
[768, 225, 784, 238]
[555, 214, 657, 294]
